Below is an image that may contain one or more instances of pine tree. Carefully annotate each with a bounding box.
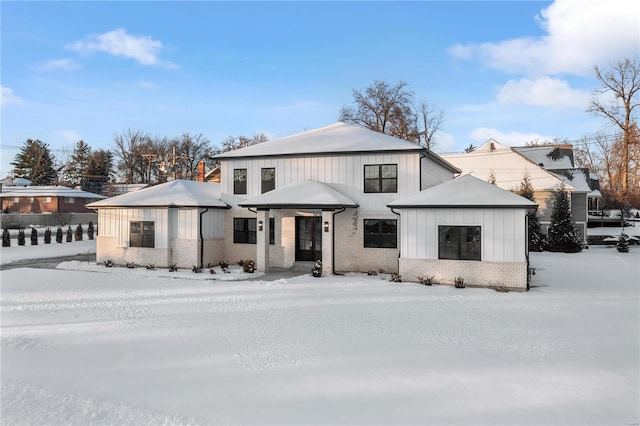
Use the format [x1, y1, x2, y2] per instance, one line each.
[83, 150, 114, 195]
[30, 228, 38, 245]
[66, 226, 73, 242]
[75, 224, 83, 241]
[44, 228, 52, 244]
[67, 140, 91, 187]
[11, 139, 58, 185]
[2, 228, 10, 247]
[56, 227, 63, 243]
[87, 221, 95, 240]
[17, 229, 25, 246]
[517, 172, 544, 251]
[546, 183, 582, 253]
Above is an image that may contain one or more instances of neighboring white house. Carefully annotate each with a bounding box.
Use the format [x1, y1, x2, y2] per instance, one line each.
[88, 123, 539, 291]
[87, 180, 229, 268]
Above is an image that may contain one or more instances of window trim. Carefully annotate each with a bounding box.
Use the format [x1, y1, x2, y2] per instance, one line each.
[364, 164, 398, 193]
[363, 219, 398, 249]
[233, 168, 247, 195]
[130, 221, 155, 248]
[261, 167, 275, 194]
[438, 225, 481, 261]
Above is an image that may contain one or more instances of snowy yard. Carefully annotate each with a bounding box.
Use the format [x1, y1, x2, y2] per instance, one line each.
[1, 245, 639, 424]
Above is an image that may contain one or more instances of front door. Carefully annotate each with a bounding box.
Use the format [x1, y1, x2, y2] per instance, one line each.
[295, 216, 322, 261]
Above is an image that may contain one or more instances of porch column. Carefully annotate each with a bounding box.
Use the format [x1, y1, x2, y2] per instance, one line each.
[256, 209, 270, 272]
[322, 210, 334, 275]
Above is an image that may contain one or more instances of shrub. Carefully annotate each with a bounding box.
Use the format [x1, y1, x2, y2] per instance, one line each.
[495, 286, 510, 293]
[367, 270, 378, 276]
[390, 273, 402, 283]
[30, 228, 38, 245]
[146, 264, 156, 270]
[104, 259, 114, 267]
[454, 277, 466, 288]
[617, 235, 629, 253]
[219, 261, 229, 269]
[44, 228, 52, 244]
[312, 260, 322, 277]
[169, 264, 178, 272]
[2, 228, 10, 247]
[417, 276, 435, 286]
[75, 224, 83, 241]
[66, 226, 73, 242]
[17, 229, 25, 246]
[243, 259, 256, 273]
[56, 227, 63, 243]
[87, 221, 95, 240]
[126, 262, 136, 269]
[192, 265, 203, 273]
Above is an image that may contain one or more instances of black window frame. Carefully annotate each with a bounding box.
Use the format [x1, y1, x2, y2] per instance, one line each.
[233, 217, 275, 245]
[233, 168, 247, 195]
[261, 167, 275, 194]
[364, 164, 397, 193]
[363, 219, 398, 248]
[130, 221, 155, 248]
[438, 226, 481, 261]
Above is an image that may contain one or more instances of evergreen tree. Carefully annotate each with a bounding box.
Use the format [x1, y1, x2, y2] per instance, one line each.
[546, 183, 582, 253]
[83, 150, 114, 194]
[67, 140, 91, 187]
[517, 172, 544, 251]
[30, 228, 38, 245]
[87, 221, 95, 240]
[44, 228, 52, 244]
[56, 227, 63, 243]
[487, 169, 497, 185]
[2, 228, 10, 247]
[11, 139, 58, 185]
[66, 226, 73, 242]
[17, 229, 25, 246]
[75, 224, 83, 241]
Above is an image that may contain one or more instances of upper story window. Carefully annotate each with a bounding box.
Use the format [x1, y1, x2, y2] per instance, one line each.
[64, 197, 75, 203]
[261, 168, 275, 194]
[364, 164, 397, 193]
[438, 226, 481, 261]
[364, 219, 397, 248]
[234, 169, 247, 195]
[130, 221, 155, 248]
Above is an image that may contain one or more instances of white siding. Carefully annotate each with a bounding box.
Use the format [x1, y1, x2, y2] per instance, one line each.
[400, 207, 527, 262]
[98, 208, 168, 248]
[421, 157, 455, 189]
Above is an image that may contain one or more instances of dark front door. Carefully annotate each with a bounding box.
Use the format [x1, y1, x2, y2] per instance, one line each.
[296, 216, 322, 261]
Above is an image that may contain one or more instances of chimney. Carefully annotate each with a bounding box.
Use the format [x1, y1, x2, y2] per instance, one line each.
[197, 161, 205, 182]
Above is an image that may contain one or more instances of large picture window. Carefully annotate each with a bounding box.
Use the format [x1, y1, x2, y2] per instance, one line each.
[438, 226, 481, 261]
[234, 169, 247, 194]
[130, 221, 155, 248]
[364, 164, 397, 193]
[364, 219, 397, 248]
[261, 168, 275, 193]
[233, 217, 275, 244]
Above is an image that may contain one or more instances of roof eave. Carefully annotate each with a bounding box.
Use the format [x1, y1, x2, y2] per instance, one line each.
[238, 203, 359, 209]
[213, 148, 423, 160]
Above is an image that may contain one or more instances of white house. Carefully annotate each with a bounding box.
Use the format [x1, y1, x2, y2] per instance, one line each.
[88, 123, 539, 291]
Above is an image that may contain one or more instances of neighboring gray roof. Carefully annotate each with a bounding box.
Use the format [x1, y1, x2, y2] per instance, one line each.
[0, 185, 105, 199]
[86, 180, 228, 208]
[213, 122, 459, 172]
[238, 181, 358, 209]
[550, 170, 591, 193]
[388, 174, 537, 210]
[513, 145, 574, 169]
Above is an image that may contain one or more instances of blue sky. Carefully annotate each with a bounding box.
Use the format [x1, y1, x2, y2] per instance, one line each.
[1, 1, 638, 176]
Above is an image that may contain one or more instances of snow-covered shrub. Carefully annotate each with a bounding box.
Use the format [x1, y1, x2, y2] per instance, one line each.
[104, 259, 114, 267]
[126, 262, 136, 269]
[209, 268, 216, 274]
[87, 221, 94, 240]
[44, 228, 52, 244]
[219, 261, 229, 269]
[30, 228, 38, 245]
[146, 264, 156, 270]
[192, 265, 203, 273]
[617, 235, 629, 253]
[495, 286, 509, 293]
[367, 270, 378, 276]
[238, 259, 245, 266]
[312, 260, 322, 277]
[417, 276, 435, 286]
[390, 273, 402, 283]
[17, 229, 25, 246]
[75, 224, 83, 241]
[169, 264, 178, 272]
[56, 227, 63, 243]
[243, 260, 256, 273]
[66, 226, 73, 242]
[2, 228, 10, 247]
[454, 277, 465, 288]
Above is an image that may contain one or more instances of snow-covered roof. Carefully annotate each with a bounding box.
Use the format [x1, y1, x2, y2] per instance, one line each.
[238, 180, 358, 209]
[442, 144, 573, 192]
[513, 145, 574, 169]
[0, 185, 105, 199]
[388, 174, 537, 210]
[0, 177, 32, 187]
[213, 122, 454, 168]
[550, 170, 591, 193]
[86, 180, 228, 208]
[589, 189, 602, 199]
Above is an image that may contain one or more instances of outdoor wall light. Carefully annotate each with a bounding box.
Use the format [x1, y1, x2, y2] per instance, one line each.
[324, 221, 329, 232]
[258, 221, 263, 231]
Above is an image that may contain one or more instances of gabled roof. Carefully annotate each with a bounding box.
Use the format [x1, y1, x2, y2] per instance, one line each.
[388, 174, 537, 210]
[513, 145, 574, 169]
[442, 142, 573, 192]
[0, 185, 105, 199]
[238, 180, 358, 209]
[213, 122, 458, 171]
[86, 180, 229, 208]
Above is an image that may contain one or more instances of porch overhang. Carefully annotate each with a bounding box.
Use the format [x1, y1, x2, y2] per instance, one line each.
[238, 180, 358, 210]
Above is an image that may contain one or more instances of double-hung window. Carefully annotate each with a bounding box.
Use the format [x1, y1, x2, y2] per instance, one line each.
[233, 217, 275, 244]
[234, 169, 247, 195]
[364, 164, 397, 193]
[261, 168, 275, 193]
[364, 219, 397, 248]
[438, 226, 481, 261]
[130, 221, 155, 248]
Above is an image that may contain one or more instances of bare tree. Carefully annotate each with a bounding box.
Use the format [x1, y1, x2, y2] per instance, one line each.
[113, 129, 152, 184]
[588, 58, 640, 191]
[176, 133, 212, 180]
[414, 101, 444, 151]
[220, 133, 268, 153]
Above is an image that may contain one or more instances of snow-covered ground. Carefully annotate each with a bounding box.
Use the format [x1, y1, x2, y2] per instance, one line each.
[1, 243, 638, 424]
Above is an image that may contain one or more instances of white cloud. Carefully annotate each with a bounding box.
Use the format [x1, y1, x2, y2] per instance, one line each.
[433, 131, 455, 154]
[1, 86, 24, 108]
[60, 130, 82, 142]
[469, 128, 553, 146]
[497, 77, 589, 108]
[66, 28, 172, 67]
[448, 0, 640, 76]
[137, 81, 157, 90]
[39, 59, 81, 71]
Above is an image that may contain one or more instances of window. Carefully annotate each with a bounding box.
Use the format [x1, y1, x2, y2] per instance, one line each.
[261, 168, 275, 193]
[64, 197, 75, 203]
[234, 169, 247, 195]
[130, 221, 155, 248]
[364, 164, 397, 193]
[11, 197, 19, 203]
[438, 226, 481, 261]
[364, 219, 397, 248]
[234, 218, 256, 244]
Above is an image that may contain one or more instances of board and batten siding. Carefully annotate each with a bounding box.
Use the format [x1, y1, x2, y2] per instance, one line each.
[98, 208, 168, 248]
[420, 157, 455, 190]
[400, 208, 527, 263]
[220, 152, 423, 209]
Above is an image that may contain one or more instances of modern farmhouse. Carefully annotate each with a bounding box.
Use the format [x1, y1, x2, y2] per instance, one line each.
[89, 123, 538, 290]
